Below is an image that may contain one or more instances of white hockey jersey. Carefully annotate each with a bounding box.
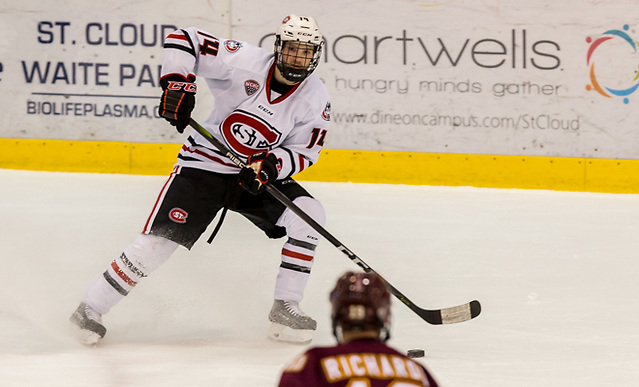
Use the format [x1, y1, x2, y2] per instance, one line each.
[161, 27, 331, 179]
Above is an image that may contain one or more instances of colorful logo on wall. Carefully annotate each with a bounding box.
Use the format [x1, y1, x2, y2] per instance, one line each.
[586, 24, 639, 104]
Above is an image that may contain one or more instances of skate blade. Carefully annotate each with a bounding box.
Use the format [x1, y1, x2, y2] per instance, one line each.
[70, 326, 102, 346]
[267, 322, 313, 344]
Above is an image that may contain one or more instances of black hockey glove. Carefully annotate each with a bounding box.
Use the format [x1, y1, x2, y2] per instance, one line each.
[238, 152, 280, 195]
[159, 74, 196, 133]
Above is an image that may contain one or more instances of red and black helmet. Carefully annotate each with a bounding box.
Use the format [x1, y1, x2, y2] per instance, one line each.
[330, 271, 391, 341]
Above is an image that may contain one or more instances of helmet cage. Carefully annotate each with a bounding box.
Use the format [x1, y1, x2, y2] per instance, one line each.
[274, 15, 324, 83]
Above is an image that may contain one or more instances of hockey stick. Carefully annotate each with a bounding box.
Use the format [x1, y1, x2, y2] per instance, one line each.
[188, 118, 481, 325]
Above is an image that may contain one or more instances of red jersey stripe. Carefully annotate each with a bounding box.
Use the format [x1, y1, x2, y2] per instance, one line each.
[143, 165, 180, 233]
[298, 154, 306, 172]
[167, 33, 188, 41]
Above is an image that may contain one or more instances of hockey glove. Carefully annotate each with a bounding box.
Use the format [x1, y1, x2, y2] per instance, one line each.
[238, 152, 280, 195]
[159, 74, 196, 133]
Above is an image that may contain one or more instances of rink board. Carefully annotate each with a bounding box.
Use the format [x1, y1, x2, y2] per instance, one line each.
[1, 138, 637, 194]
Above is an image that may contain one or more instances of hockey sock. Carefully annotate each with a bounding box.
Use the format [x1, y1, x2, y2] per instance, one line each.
[82, 234, 179, 314]
[275, 237, 316, 302]
[274, 197, 325, 302]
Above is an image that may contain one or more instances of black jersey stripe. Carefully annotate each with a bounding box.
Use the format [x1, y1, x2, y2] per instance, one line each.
[279, 147, 297, 179]
[177, 154, 201, 162]
[180, 29, 197, 57]
[163, 43, 196, 57]
[186, 136, 228, 158]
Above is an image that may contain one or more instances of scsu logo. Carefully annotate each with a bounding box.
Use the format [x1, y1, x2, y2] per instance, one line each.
[220, 110, 282, 157]
[169, 208, 188, 224]
[224, 40, 243, 53]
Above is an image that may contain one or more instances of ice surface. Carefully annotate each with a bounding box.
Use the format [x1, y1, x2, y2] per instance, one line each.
[1, 169, 638, 386]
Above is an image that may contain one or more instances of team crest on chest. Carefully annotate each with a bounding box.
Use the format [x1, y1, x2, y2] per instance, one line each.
[244, 79, 260, 96]
[224, 40, 243, 53]
[220, 110, 282, 157]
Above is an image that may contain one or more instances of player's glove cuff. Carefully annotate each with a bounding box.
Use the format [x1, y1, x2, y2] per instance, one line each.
[158, 74, 196, 134]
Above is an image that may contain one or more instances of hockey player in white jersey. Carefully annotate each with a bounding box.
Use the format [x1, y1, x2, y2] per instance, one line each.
[70, 14, 330, 345]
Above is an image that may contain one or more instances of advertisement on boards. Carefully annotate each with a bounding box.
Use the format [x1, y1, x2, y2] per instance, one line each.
[1, 0, 638, 159]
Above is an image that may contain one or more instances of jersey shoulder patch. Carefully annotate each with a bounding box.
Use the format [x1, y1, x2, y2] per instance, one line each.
[223, 39, 243, 53]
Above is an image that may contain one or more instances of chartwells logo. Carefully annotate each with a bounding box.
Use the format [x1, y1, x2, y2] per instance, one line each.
[260, 29, 561, 69]
[586, 24, 639, 104]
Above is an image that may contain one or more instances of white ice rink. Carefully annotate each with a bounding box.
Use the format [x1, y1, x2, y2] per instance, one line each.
[1, 168, 638, 386]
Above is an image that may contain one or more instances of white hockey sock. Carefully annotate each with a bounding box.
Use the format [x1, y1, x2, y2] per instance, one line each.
[83, 275, 126, 315]
[82, 234, 179, 315]
[274, 238, 315, 302]
[274, 197, 325, 302]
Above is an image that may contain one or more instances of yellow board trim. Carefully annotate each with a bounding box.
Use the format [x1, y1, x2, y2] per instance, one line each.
[297, 150, 639, 193]
[0, 138, 181, 176]
[1, 138, 638, 193]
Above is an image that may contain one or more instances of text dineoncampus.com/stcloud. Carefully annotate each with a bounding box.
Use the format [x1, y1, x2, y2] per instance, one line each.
[333, 110, 580, 130]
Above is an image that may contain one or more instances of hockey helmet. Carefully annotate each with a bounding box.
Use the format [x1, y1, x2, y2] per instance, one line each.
[274, 14, 324, 83]
[330, 271, 391, 342]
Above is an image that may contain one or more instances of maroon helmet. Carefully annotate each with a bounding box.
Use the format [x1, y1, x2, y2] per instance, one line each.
[330, 271, 391, 341]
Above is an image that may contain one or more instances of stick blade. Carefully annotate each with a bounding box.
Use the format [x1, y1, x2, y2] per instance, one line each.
[418, 300, 482, 325]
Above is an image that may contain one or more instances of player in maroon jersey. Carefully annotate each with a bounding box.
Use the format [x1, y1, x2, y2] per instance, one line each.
[277, 271, 440, 386]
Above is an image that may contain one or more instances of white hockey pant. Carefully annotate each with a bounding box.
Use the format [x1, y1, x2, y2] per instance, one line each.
[82, 234, 179, 315]
[273, 196, 326, 303]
